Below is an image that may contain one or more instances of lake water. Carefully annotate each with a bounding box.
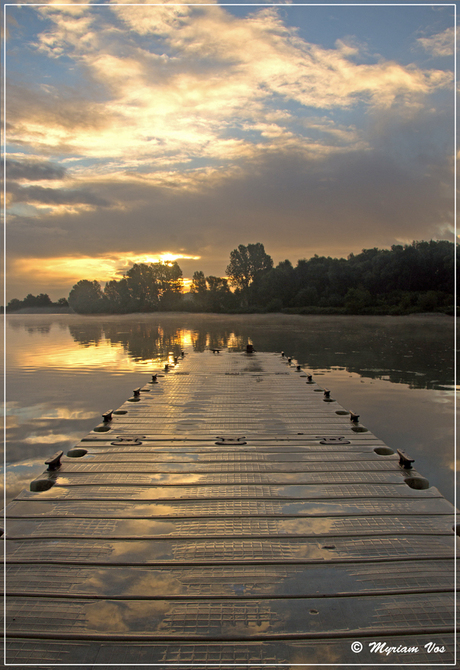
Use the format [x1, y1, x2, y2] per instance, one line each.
[3, 313, 457, 505]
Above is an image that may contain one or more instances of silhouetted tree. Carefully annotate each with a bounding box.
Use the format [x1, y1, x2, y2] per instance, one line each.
[206, 276, 232, 311]
[7, 294, 69, 311]
[68, 280, 105, 313]
[103, 261, 183, 312]
[226, 243, 273, 309]
[155, 261, 183, 309]
[226, 243, 273, 292]
[6, 298, 22, 312]
[189, 271, 208, 310]
[104, 278, 131, 313]
[254, 260, 296, 309]
[23, 293, 53, 308]
[190, 271, 207, 295]
[124, 263, 159, 310]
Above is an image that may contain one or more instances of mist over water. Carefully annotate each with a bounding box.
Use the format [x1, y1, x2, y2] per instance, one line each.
[4, 313, 456, 505]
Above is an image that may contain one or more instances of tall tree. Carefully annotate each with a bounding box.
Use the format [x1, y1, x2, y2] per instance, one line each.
[154, 261, 183, 301]
[122, 261, 183, 311]
[226, 243, 273, 291]
[157, 261, 183, 309]
[68, 280, 105, 313]
[189, 270, 208, 310]
[190, 271, 207, 295]
[125, 263, 158, 310]
[206, 276, 232, 312]
[104, 278, 131, 313]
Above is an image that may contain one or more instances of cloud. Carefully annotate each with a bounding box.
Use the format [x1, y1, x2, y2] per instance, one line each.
[417, 27, 456, 57]
[34, 8, 98, 57]
[5, 82, 110, 160]
[130, 5, 449, 115]
[334, 37, 364, 58]
[6, 158, 66, 181]
[9, 184, 110, 207]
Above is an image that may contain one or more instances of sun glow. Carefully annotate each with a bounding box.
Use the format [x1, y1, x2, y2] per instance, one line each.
[12, 251, 201, 288]
[138, 253, 201, 264]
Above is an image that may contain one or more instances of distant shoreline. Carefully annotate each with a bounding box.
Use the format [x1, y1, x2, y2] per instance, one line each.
[2, 308, 453, 317]
[3, 307, 73, 314]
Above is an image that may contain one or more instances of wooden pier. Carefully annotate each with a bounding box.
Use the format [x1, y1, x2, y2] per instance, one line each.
[3, 349, 457, 666]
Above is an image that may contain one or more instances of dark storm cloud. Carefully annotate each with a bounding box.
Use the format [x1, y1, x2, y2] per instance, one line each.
[9, 184, 110, 207]
[6, 158, 67, 181]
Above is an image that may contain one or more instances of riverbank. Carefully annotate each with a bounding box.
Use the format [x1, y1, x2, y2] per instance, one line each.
[4, 306, 72, 314]
[4, 306, 454, 316]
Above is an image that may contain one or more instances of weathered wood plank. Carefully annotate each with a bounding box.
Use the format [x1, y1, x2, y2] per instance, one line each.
[46, 459, 405, 473]
[7, 535, 455, 565]
[6, 635, 456, 665]
[6, 497, 453, 518]
[4, 593, 455, 639]
[15, 482, 444, 501]
[29, 470, 419, 487]
[65, 448, 390, 461]
[3, 560, 455, 598]
[6, 514, 455, 540]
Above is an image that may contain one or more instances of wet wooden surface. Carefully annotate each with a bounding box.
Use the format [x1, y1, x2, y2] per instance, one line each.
[3, 349, 458, 667]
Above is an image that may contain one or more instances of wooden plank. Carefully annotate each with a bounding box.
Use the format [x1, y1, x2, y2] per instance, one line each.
[28, 470, 419, 487]
[6, 496, 453, 518]
[3, 560, 455, 598]
[7, 535, 455, 565]
[15, 482, 444, 501]
[6, 635, 456, 665]
[47, 459, 405, 473]
[79, 435, 385, 445]
[75, 441, 386, 451]
[5, 515, 455, 540]
[65, 448, 391, 460]
[4, 593, 455, 639]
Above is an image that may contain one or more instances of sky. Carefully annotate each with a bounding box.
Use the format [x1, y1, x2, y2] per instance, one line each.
[3, 0, 456, 300]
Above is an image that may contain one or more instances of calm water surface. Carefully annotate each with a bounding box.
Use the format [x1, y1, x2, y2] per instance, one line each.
[3, 313, 456, 505]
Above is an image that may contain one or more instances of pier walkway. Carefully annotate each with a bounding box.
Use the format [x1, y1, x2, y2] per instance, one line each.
[3, 349, 457, 666]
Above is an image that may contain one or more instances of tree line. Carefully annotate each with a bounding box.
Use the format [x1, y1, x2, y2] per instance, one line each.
[6, 240, 455, 315]
[6, 293, 69, 312]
